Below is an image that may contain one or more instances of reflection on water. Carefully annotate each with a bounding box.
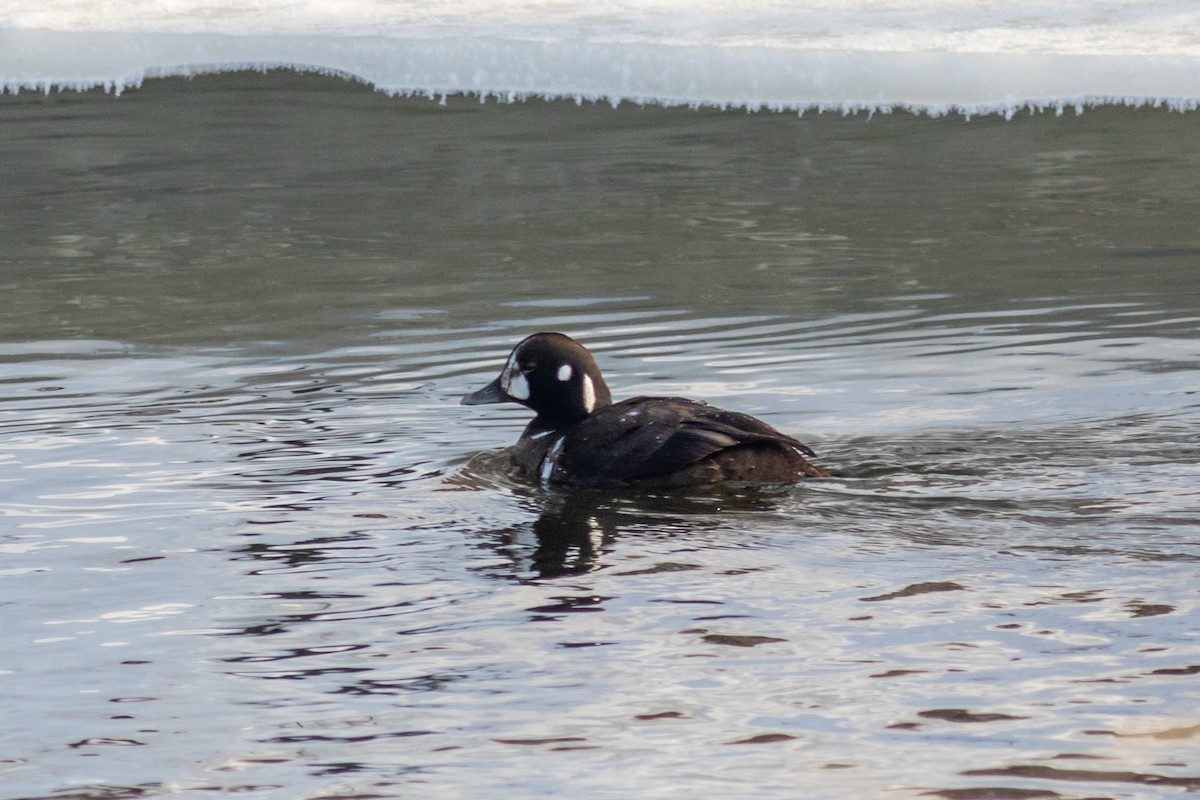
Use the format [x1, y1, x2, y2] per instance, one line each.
[2, 71, 1200, 799]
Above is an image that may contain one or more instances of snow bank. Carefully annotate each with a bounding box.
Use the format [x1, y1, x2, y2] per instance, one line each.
[2, 1, 1199, 115]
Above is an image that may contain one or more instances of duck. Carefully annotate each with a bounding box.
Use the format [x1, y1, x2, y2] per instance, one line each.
[462, 332, 827, 488]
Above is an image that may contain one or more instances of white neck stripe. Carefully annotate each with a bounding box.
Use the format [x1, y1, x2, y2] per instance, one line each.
[582, 374, 596, 413]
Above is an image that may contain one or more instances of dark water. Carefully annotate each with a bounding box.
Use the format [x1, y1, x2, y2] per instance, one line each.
[2, 72, 1199, 799]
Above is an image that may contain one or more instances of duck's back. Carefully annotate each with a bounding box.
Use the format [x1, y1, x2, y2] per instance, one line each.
[517, 396, 827, 487]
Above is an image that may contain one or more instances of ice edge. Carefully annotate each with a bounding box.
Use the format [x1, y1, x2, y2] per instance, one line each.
[5, 62, 1200, 120]
[4, 28, 1200, 119]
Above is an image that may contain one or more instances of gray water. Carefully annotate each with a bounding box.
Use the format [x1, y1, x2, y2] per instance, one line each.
[2, 71, 1199, 800]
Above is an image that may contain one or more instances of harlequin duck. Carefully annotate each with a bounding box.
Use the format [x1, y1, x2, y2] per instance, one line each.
[462, 332, 827, 487]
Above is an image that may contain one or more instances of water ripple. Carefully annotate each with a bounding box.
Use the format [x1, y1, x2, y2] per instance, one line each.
[4, 81, 1200, 799]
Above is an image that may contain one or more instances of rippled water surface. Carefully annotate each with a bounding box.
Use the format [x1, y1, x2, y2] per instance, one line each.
[2, 73, 1199, 799]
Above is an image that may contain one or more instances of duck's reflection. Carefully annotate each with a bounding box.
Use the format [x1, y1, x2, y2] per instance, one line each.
[527, 491, 610, 578]
[521, 486, 789, 578]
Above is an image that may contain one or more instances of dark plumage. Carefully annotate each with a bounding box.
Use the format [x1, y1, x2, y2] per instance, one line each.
[462, 332, 827, 487]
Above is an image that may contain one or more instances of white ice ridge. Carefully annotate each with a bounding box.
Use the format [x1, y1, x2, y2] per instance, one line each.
[2, 1, 1200, 116]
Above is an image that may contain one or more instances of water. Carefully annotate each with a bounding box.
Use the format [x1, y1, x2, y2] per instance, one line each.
[2, 71, 1199, 799]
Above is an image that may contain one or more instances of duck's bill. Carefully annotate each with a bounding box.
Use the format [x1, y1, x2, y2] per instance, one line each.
[461, 376, 508, 405]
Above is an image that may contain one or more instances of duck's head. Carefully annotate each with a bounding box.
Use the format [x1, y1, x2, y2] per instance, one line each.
[462, 332, 613, 429]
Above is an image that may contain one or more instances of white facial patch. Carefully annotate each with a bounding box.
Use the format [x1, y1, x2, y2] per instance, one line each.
[499, 354, 531, 401]
[507, 373, 530, 401]
[582, 374, 596, 413]
[557, 364, 573, 382]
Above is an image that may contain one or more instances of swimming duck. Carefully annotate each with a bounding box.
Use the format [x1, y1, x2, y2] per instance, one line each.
[462, 332, 827, 487]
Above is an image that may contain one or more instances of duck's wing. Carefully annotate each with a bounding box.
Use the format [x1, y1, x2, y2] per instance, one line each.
[561, 397, 816, 483]
[686, 406, 818, 457]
